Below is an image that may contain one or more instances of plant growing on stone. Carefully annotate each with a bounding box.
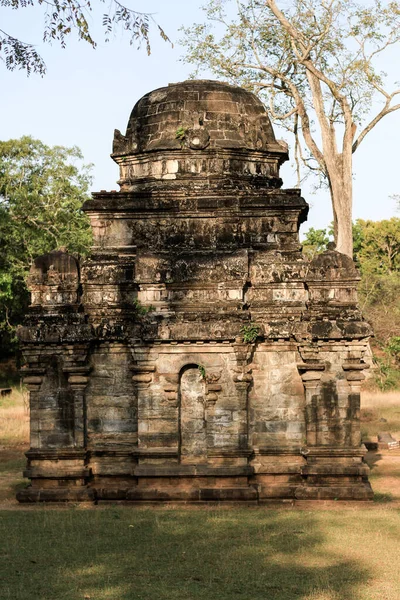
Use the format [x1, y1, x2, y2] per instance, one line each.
[175, 126, 188, 148]
[198, 365, 207, 380]
[132, 299, 155, 315]
[241, 323, 260, 344]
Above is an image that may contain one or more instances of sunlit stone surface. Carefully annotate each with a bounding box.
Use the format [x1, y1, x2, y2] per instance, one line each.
[18, 81, 373, 502]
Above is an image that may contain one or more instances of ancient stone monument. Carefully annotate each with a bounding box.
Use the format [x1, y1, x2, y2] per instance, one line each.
[18, 80, 373, 502]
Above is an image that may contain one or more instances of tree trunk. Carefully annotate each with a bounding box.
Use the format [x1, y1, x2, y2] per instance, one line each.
[327, 154, 353, 258]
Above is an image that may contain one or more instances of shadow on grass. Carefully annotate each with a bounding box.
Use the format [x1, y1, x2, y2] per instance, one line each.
[365, 449, 400, 501]
[0, 507, 371, 600]
[0, 452, 26, 474]
[0, 447, 28, 504]
[373, 491, 393, 503]
[364, 451, 383, 473]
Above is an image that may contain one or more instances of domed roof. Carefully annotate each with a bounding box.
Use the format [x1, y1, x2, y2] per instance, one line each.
[113, 80, 286, 156]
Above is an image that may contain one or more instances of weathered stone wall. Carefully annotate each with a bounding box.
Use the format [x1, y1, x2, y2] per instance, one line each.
[86, 345, 138, 449]
[18, 80, 373, 502]
[249, 346, 305, 448]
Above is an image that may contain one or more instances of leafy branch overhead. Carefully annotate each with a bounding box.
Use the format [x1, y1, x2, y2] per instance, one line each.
[0, 0, 172, 75]
[181, 0, 400, 257]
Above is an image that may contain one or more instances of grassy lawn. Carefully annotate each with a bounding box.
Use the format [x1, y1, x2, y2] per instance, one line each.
[0, 382, 29, 505]
[361, 390, 400, 441]
[0, 505, 400, 600]
[1, 383, 400, 599]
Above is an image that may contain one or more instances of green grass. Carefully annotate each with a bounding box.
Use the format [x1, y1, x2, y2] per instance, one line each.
[0, 455, 26, 474]
[372, 491, 394, 503]
[2, 386, 400, 599]
[1, 506, 400, 600]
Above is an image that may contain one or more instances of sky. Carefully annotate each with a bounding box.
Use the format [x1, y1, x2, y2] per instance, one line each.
[1, 0, 399, 237]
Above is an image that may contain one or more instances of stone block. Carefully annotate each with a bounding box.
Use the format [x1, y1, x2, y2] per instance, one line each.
[23, 376, 43, 385]
[346, 372, 366, 381]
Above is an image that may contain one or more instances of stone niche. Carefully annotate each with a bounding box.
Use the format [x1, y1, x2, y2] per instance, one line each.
[18, 80, 373, 502]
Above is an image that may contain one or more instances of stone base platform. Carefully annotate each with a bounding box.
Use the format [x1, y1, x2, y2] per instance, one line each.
[17, 446, 373, 503]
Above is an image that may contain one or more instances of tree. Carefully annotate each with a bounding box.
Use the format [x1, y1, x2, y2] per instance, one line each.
[181, 0, 400, 257]
[356, 217, 400, 274]
[0, 0, 171, 75]
[0, 136, 93, 355]
[301, 226, 331, 258]
[302, 220, 364, 261]
[358, 269, 400, 345]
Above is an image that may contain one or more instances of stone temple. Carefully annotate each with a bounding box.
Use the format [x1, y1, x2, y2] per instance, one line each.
[18, 80, 373, 502]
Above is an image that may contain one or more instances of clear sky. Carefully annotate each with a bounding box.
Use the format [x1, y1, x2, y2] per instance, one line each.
[1, 0, 399, 236]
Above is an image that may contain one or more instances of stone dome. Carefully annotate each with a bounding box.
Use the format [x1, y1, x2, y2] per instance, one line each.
[112, 80, 287, 156]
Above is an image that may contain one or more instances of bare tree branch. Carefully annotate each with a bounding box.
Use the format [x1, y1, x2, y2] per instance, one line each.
[353, 97, 400, 152]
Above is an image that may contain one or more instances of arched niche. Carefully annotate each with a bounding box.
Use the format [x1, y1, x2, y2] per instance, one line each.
[179, 365, 207, 461]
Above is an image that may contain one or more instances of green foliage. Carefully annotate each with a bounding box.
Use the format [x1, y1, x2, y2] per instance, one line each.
[0, 0, 171, 75]
[175, 126, 187, 140]
[372, 356, 400, 391]
[303, 219, 400, 273]
[352, 220, 365, 262]
[302, 227, 331, 258]
[198, 365, 206, 379]
[302, 217, 400, 389]
[356, 219, 400, 367]
[385, 336, 400, 364]
[356, 218, 400, 275]
[0, 136, 93, 356]
[302, 221, 366, 262]
[359, 272, 400, 344]
[0, 273, 12, 303]
[241, 323, 260, 344]
[132, 299, 155, 315]
[175, 126, 188, 148]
